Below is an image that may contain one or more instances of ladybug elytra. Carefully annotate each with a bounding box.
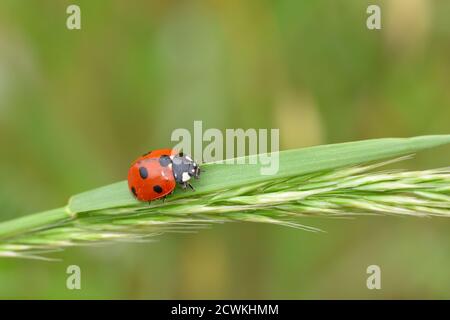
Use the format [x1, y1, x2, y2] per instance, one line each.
[127, 149, 200, 202]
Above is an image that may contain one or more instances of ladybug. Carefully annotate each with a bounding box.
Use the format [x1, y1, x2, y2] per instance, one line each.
[127, 149, 201, 202]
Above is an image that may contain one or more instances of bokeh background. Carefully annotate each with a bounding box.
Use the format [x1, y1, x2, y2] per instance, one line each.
[0, 0, 449, 299]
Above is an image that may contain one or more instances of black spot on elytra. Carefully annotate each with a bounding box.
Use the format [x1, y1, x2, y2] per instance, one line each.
[131, 187, 137, 197]
[139, 167, 148, 179]
[153, 185, 163, 194]
[159, 155, 171, 167]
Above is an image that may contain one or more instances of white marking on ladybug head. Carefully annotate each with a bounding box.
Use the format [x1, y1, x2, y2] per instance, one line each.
[185, 156, 192, 161]
[182, 172, 190, 182]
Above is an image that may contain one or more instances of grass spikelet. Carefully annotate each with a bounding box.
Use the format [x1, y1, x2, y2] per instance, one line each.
[0, 135, 448, 259]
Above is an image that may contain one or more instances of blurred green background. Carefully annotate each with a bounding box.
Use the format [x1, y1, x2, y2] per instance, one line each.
[0, 0, 449, 299]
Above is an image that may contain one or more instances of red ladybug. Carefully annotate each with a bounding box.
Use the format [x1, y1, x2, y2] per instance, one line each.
[127, 149, 200, 202]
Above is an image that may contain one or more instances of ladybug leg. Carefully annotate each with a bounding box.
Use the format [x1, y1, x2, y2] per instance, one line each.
[162, 195, 167, 203]
[187, 183, 195, 191]
[148, 201, 152, 206]
[194, 167, 202, 178]
[181, 182, 188, 191]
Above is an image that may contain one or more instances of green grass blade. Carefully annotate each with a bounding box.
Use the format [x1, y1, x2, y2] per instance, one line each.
[0, 208, 70, 240]
[0, 135, 449, 259]
[69, 135, 450, 213]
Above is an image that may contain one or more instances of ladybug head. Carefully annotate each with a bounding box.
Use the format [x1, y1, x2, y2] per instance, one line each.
[172, 152, 201, 184]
